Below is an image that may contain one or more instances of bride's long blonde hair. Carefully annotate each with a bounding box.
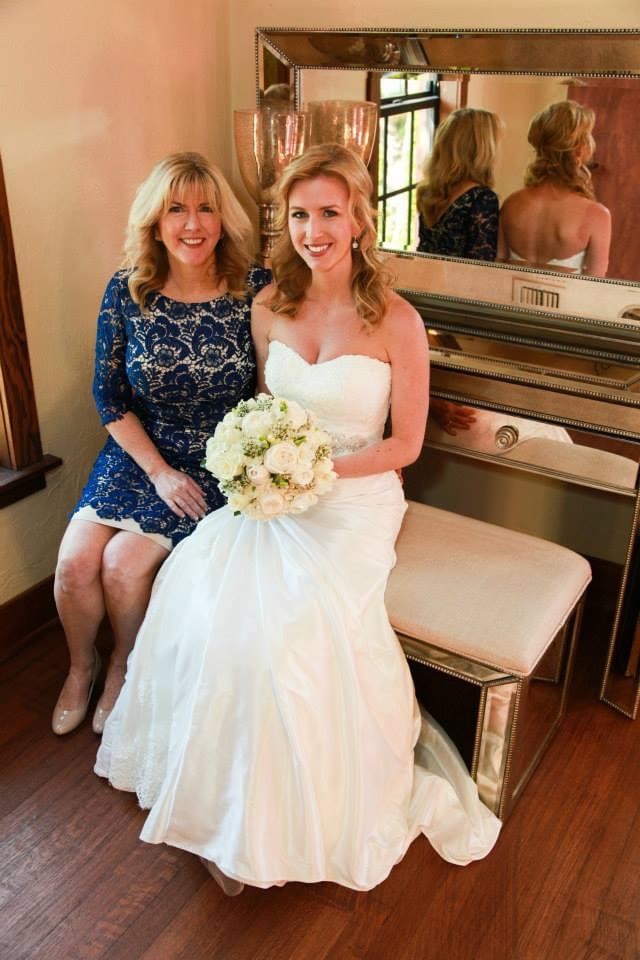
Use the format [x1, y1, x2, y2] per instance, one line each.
[525, 100, 596, 199]
[268, 144, 393, 329]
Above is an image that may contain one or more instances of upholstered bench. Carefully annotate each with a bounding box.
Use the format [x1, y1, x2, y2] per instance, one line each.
[385, 501, 592, 820]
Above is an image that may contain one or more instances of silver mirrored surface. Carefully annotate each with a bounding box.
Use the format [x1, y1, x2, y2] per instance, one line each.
[257, 28, 640, 287]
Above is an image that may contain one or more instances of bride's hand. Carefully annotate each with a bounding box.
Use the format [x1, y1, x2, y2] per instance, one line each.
[149, 466, 208, 520]
[430, 399, 477, 436]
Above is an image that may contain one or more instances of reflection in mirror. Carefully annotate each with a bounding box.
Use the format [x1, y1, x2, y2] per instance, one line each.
[427, 328, 640, 401]
[258, 28, 640, 288]
[295, 67, 640, 283]
[373, 73, 637, 282]
[426, 396, 640, 494]
[601, 544, 640, 719]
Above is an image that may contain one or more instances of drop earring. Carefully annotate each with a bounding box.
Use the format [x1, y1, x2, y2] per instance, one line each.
[352, 237, 359, 250]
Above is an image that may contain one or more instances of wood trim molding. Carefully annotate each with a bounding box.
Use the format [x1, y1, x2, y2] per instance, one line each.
[0, 154, 62, 507]
[0, 155, 42, 469]
[0, 575, 58, 649]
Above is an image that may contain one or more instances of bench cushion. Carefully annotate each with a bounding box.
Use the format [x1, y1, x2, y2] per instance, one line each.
[386, 501, 591, 676]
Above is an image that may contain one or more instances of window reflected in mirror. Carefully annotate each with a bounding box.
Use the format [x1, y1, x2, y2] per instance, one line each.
[373, 73, 635, 281]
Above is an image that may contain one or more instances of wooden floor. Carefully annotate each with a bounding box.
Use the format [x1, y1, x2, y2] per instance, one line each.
[1, 620, 639, 960]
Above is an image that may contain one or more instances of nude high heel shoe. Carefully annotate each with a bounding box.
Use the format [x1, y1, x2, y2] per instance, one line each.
[52, 650, 101, 735]
[199, 858, 245, 896]
[91, 702, 112, 735]
[92, 662, 126, 734]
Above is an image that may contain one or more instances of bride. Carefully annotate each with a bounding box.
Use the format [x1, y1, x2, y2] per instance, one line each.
[95, 144, 501, 894]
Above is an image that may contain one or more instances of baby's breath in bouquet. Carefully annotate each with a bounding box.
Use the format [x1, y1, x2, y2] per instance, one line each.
[204, 394, 337, 520]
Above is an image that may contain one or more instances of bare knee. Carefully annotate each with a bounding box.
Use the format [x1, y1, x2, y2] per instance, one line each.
[55, 526, 110, 594]
[101, 533, 167, 596]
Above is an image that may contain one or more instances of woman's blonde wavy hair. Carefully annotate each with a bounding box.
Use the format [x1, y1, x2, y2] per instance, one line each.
[268, 143, 393, 329]
[123, 152, 254, 307]
[416, 108, 500, 227]
[525, 100, 595, 199]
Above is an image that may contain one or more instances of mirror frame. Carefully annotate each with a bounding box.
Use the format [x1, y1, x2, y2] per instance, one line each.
[256, 26, 640, 315]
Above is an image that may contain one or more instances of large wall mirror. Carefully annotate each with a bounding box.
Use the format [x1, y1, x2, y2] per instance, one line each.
[256, 28, 640, 296]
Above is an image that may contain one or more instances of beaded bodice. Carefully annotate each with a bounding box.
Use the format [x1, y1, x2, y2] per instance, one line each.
[264, 339, 391, 456]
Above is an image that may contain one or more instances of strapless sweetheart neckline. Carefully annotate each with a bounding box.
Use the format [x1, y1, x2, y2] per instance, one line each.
[268, 338, 390, 370]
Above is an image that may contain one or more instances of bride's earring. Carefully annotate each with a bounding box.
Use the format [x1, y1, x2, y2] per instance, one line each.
[352, 237, 359, 250]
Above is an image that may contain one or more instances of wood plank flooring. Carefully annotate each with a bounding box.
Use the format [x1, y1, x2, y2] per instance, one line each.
[1, 622, 639, 960]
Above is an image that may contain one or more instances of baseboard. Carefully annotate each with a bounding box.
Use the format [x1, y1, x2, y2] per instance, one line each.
[0, 575, 58, 646]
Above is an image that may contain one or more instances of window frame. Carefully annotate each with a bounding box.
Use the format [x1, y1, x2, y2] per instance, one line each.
[0, 155, 61, 508]
[374, 74, 440, 250]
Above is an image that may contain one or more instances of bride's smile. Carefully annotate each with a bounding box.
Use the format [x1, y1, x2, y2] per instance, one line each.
[288, 174, 359, 275]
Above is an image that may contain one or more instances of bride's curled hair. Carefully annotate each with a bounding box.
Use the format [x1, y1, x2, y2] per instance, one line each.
[268, 143, 393, 328]
[123, 152, 254, 308]
[525, 100, 596, 199]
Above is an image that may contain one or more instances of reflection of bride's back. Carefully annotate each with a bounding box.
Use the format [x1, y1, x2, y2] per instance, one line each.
[498, 100, 611, 278]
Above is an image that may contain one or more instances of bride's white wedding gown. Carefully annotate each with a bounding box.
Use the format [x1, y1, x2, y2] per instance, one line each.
[95, 339, 501, 890]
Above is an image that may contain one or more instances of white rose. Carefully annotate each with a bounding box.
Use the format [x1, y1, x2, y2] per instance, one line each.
[291, 466, 314, 487]
[242, 499, 265, 520]
[246, 463, 270, 486]
[222, 411, 243, 426]
[258, 490, 285, 517]
[289, 492, 318, 514]
[296, 442, 315, 464]
[205, 444, 246, 480]
[282, 399, 308, 430]
[227, 489, 254, 511]
[213, 423, 241, 443]
[242, 410, 274, 436]
[263, 441, 300, 475]
[313, 458, 335, 479]
[312, 459, 337, 494]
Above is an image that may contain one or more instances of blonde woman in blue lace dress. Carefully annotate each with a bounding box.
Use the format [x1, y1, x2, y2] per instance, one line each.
[52, 153, 269, 736]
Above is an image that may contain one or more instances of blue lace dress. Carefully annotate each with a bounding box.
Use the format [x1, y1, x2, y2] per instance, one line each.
[417, 186, 498, 261]
[73, 266, 271, 548]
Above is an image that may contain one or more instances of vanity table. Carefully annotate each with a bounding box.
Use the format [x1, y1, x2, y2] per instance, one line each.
[255, 27, 640, 717]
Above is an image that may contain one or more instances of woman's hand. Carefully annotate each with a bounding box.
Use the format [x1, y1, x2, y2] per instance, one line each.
[149, 466, 208, 520]
[430, 399, 477, 436]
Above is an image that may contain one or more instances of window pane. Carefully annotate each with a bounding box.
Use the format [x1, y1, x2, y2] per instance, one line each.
[413, 108, 437, 183]
[378, 116, 387, 196]
[383, 191, 411, 250]
[386, 112, 412, 193]
[380, 75, 405, 99]
[409, 187, 420, 248]
[407, 72, 438, 95]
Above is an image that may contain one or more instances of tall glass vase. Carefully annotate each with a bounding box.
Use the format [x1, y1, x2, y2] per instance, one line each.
[307, 100, 378, 165]
[234, 108, 310, 264]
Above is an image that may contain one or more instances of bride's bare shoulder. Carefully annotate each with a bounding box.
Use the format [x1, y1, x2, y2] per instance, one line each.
[383, 290, 425, 334]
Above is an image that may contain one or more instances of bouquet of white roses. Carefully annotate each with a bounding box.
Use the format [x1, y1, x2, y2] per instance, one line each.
[204, 394, 337, 520]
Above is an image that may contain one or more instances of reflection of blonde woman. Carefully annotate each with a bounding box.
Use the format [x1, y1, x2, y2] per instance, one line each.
[416, 108, 500, 261]
[498, 100, 611, 276]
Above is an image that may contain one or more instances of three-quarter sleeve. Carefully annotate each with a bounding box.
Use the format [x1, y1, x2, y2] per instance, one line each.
[92, 273, 133, 425]
[465, 188, 499, 261]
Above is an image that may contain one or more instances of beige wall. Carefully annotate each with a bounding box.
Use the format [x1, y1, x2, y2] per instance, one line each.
[0, 0, 232, 603]
[1, 0, 639, 605]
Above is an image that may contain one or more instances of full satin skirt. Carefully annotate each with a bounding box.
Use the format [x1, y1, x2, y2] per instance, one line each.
[95, 472, 500, 889]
